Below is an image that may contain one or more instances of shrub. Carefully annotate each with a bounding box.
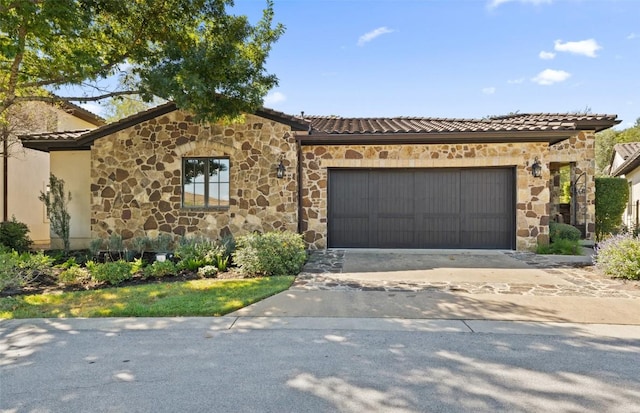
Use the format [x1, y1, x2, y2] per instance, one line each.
[595, 177, 628, 241]
[0, 251, 54, 291]
[59, 265, 90, 286]
[549, 222, 581, 242]
[88, 260, 133, 285]
[175, 236, 229, 272]
[233, 231, 306, 276]
[197, 265, 219, 278]
[536, 238, 581, 255]
[143, 260, 177, 279]
[0, 217, 32, 252]
[594, 234, 640, 279]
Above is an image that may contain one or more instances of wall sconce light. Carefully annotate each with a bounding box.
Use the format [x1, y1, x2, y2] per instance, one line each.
[276, 158, 286, 179]
[531, 157, 542, 178]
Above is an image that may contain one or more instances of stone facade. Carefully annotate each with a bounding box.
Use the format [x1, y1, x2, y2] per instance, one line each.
[548, 131, 596, 238]
[89, 107, 596, 252]
[300, 141, 573, 251]
[90, 111, 298, 244]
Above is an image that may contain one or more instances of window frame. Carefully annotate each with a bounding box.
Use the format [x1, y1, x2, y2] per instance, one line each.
[181, 156, 230, 210]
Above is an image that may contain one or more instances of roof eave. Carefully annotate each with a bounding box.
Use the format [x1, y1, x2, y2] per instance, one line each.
[297, 130, 577, 146]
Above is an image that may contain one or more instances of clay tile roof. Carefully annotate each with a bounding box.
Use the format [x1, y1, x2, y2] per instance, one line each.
[20, 129, 92, 141]
[305, 113, 619, 135]
[612, 142, 640, 177]
[614, 142, 640, 160]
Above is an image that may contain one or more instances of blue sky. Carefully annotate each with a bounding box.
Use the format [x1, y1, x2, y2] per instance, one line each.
[80, 0, 640, 129]
[238, 0, 640, 128]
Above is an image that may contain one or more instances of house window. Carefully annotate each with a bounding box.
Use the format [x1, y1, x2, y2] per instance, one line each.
[182, 157, 230, 208]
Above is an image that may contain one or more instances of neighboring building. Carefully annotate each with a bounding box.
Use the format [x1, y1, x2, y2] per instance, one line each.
[21, 102, 619, 251]
[610, 142, 640, 230]
[3, 100, 104, 247]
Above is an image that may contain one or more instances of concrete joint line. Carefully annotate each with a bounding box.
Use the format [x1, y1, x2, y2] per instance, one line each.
[461, 320, 475, 333]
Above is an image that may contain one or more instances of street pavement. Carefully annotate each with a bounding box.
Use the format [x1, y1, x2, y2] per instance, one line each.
[2, 249, 640, 412]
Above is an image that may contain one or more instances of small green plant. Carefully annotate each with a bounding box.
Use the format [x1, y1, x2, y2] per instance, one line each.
[89, 239, 104, 258]
[595, 234, 640, 279]
[143, 260, 177, 279]
[59, 265, 90, 286]
[0, 216, 33, 252]
[131, 236, 151, 256]
[549, 222, 582, 242]
[88, 260, 133, 285]
[233, 231, 306, 276]
[152, 233, 173, 253]
[175, 236, 230, 272]
[0, 251, 55, 291]
[38, 174, 72, 254]
[130, 257, 145, 274]
[197, 265, 218, 278]
[536, 238, 581, 255]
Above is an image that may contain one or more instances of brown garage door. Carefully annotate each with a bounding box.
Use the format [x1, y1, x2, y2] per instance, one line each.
[328, 168, 515, 249]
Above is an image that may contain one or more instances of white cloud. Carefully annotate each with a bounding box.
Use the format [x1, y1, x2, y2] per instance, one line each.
[357, 27, 394, 46]
[488, 0, 552, 9]
[532, 69, 571, 85]
[539, 51, 556, 60]
[554, 39, 602, 57]
[263, 91, 286, 106]
[628, 33, 638, 40]
[507, 78, 525, 84]
[482, 87, 496, 95]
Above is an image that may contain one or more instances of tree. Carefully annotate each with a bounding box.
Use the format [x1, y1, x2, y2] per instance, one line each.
[38, 175, 72, 254]
[0, 0, 284, 123]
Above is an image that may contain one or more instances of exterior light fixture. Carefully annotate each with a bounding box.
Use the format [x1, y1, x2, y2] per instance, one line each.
[276, 158, 286, 179]
[531, 157, 542, 178]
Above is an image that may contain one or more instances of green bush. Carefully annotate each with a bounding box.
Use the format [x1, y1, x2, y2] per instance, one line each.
[197, 265, 219, 278]
[536, 238, 581, 255]
[88, 260, 133, 285]
[59, 265, 90, 286]
[594, 234, 640, 279]
[233, 231, 306, 276]
[175, 236, 229, 272]
[549, 222, 581, 242]
[143, 260, 177, 279]
[595, 177, 628, 241]
[0, 251, 54, 291]
[0, 217, 33, 252]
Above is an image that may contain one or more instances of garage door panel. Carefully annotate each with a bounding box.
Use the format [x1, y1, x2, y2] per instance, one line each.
[328, 168, 514, 249]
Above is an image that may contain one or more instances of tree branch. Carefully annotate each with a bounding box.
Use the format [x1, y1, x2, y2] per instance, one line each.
[13, 90, 146, 104]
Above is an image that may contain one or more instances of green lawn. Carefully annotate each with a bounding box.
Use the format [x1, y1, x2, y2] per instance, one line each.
[0, 276, 294, 319]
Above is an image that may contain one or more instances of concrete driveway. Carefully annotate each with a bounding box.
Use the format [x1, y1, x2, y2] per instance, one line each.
[232, 249, 640, 325]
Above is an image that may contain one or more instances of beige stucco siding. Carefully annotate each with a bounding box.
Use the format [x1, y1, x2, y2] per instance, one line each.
[50, 151, 92, 249]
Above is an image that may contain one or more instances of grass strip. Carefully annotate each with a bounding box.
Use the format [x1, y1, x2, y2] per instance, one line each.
[0, 276, 294, 319]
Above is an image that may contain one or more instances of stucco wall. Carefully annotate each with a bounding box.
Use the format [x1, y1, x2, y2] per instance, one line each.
[90, 111, 298, 245]
[50, 151, 92, 249]
[300, 142, 554, 251]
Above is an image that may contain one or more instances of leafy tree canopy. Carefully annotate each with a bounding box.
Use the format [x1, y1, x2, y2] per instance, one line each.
[0, 0, 284, 123]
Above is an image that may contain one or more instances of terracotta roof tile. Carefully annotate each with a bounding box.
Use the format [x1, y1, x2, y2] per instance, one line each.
[20, 129, 92, 142]
[614, 142, 640, 160]
[612, 142, 640, 176]
[305, 113, 619, 135]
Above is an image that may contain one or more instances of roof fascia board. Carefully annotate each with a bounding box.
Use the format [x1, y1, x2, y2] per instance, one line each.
[297, 130, 576, 146]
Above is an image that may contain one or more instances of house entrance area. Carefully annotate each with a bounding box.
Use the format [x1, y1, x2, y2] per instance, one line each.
[327, 167, 516, 249]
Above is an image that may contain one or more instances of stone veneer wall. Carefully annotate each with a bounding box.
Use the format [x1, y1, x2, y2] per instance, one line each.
[548, 131, 596, 239]
[90, 111, 298, 244]
[300, 142, 560, 251]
